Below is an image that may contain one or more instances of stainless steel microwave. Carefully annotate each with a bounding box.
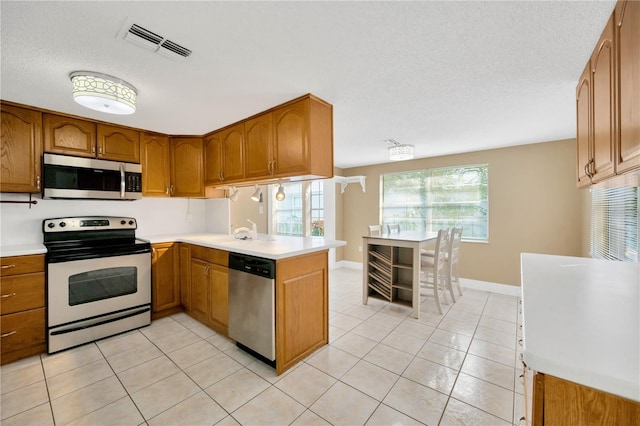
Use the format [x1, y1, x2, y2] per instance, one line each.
[43, 153, 142, 200]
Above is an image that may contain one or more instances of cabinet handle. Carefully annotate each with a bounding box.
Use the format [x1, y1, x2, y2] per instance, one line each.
[1, 331, 16, 338]
[170, 185, 174, 195]
[36, 175, 41, 191]
[91, 145, 96, 154]
[220, 170, 224, 181]
[205, 265, 210, 277]
[165, 186, 169, 195]
[1, 264, 16, 269]
[1, 292, 16, 298]
[271, 160, 276, 174]
[98, 145, 103, 155]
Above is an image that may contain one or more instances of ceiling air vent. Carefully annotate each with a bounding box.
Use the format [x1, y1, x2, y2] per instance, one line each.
[118, 20, 192, 61]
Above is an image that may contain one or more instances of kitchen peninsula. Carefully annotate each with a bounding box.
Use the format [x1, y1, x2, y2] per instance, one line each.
[145, 233, 346, 375]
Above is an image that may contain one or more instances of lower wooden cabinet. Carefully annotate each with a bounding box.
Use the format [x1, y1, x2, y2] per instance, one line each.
[151, 243, 181, 318]
[184, 245, 229, 335]
[0, 254, 46, 365]
[275, 250, 328, 375]
[524, 370, 640, 426]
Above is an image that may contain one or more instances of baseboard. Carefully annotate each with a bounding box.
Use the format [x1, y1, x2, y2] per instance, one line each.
[460, 278, 521, 297]
[332, 262, 521, 297]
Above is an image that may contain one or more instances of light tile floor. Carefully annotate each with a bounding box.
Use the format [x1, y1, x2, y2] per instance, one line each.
[1, 268, 525, 425]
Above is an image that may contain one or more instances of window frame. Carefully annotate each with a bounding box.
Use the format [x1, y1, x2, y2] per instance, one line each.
[270, 180, 324, 237]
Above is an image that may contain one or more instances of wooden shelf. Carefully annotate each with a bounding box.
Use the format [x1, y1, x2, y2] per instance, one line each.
[365, 243, 415, 305]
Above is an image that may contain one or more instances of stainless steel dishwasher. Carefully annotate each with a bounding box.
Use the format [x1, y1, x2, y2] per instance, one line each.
[228, 253, 276, 366]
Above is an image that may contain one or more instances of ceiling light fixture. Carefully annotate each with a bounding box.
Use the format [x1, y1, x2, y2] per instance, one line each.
[70, 71, 137, 115]
[386, 139, 414, 161]
[250, 185, 263, 202]
[275, 184, 286, 201]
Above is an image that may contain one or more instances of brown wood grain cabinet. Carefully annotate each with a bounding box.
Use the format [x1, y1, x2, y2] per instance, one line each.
[524, 371, 640, 426]
[0, 254, 46, 365]
[245, 112, 274, 179]
[219, 123, 245, 183]
[275, 250, 328, 375]
[96, 124, 140, 163]
[615, 0, 640, 174]
[0, 104, 42, 193]
[576, 64, 592, 188]
[204, 132, 224, 186]
[151, 243, 181, 318]
[184, 245, 229, 336]
[170, 137, 204, 197]
[180, 243, 192, 309]
[141, 132, 171, 196]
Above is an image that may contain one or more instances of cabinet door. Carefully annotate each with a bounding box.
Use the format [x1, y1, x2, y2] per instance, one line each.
[203, 132, 223, 185]
[209, 264, 228, 333]
[220, 123, 245, 182]
[151, 243, 180, 314]
[43, 114, 96, 157]
[180, 244, 191, 309]
[616, 0, 640, 173]
[273, 99, 309, 177]
[0, 105, 42, 193]
[190, 259, 210, 323]
[590, 15, 616, 183]
[141, 133, 171, 196]
[97, 124, 140, 163]
[245, 113, 274, 179]
[576, 65, 592, 188]
[170, 137, 204, 197]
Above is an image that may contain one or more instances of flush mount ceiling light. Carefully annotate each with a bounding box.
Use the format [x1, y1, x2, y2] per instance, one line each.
[275, 184, 286, 201]
[250, 185, 263, 202]
[386, 139, 414, 161]
[70, 71, 137, 115]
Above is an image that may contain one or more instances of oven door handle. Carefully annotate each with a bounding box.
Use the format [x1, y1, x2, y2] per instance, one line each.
[120, 163, 126, 199]
[50, 306, 151, 336]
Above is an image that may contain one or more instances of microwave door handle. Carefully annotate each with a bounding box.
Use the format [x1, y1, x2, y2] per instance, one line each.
[120, 163, 125, 199]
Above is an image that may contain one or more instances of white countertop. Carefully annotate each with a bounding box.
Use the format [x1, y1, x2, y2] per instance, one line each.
[0, 243, 46, 257]
[141, 233, 346, 260]
[520, 253, 640, 402]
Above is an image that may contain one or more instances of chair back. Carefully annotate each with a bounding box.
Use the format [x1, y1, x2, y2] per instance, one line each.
[432, 228, 449, 274]
[449, 226, 463, 264]
[387, 224, 400, 234]
[368, 225, 381, 236]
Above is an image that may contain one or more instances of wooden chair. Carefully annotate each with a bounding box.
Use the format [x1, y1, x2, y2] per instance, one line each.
[368, 225, 381, 236]
[419, 228, 450, 314]
[387, 224, 400, 234]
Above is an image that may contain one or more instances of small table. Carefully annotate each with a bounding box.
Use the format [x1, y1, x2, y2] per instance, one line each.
[362, 231, 438, 319]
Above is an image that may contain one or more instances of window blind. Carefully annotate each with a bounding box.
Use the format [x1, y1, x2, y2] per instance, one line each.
[590, 186, 638, 262]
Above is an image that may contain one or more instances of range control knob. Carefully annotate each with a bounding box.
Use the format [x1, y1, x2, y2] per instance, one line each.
[121, 220, 126, 225]
[47, 222, 55, 229]
[59, 222, 66, 228]
[128, 220, 134, 225]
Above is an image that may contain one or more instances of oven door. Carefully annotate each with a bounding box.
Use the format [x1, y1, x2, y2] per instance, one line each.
[47, 252, 151, 327]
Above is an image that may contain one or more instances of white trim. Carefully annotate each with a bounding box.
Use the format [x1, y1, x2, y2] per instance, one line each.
[330, 262, 521, 296]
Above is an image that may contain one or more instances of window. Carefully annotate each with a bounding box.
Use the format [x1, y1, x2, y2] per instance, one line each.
[381, 165, 488, 240]
[271, 181, 324, 237]
[591, 186, 638, 262]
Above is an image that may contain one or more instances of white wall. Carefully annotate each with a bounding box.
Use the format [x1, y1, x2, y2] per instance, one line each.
[0, 193, 230, 246]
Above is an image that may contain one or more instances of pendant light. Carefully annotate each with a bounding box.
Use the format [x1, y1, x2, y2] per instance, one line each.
[275, 184, 286, 201]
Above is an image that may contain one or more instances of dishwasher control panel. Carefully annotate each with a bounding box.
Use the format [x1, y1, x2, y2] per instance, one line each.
[228, 253, 275, 279]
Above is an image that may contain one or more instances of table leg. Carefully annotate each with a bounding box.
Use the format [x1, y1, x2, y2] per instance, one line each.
[362, 241, 369, 305]
[412, 244, 420, 319]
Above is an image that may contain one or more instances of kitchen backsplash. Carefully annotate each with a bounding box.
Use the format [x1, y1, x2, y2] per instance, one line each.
[0, 194, 230, 247]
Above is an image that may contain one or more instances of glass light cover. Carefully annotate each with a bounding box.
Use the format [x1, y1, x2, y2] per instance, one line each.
[70, 71, 137, 115]
[388, 144, 415, 161]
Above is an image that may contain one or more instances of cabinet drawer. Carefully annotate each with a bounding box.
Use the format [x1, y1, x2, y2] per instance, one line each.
[0, 255, 45, 277]
[190, 245, 229, 267]
[0, 273, 45, 314]
[0, 308, 46, 354]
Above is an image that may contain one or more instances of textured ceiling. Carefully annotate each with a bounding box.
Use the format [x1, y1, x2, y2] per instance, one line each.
[0, 1, 615, 168]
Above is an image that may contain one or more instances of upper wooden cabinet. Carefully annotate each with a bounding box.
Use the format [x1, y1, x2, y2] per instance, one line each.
[245, 113, 274, 179]
[220, 123, 245, 183]
[96, 124, 140, 163]
[170, 137, 204, 197]
[141, 132, 171, 196]
[615, 0, 640, 174]
[43, 113, 140, 163]
[0, 104, 42, 193]
[577, 1, 640, 186]
[204, 132, 223, 186]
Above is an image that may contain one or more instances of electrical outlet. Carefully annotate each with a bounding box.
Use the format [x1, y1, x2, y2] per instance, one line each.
[259, 206, 264, 214]
[358, 245, 362, 252]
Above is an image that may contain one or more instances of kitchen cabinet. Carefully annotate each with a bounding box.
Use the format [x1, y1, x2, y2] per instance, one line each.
[180, 243, 192, 309]
[151, 243, 181, 318]
[140, 132, 171, 196]
[170, 137, 204, 197]
[0, 254, 46, 365]
[204, 124, 245, 185]
[0, 104, 42, 193]
[523, 370, 640, 425]
[244, 112, 274, 179]
[615, 0, 640, 174]
[185, 245, 229, 335]
[44, 114, 140, 163]
[271, 95, 333, 180]
[576, 13, 616, 186]
[275, 250, 328, 375]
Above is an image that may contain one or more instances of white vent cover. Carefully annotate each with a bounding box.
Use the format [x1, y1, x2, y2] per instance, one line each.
[118, 20, 192, 61]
